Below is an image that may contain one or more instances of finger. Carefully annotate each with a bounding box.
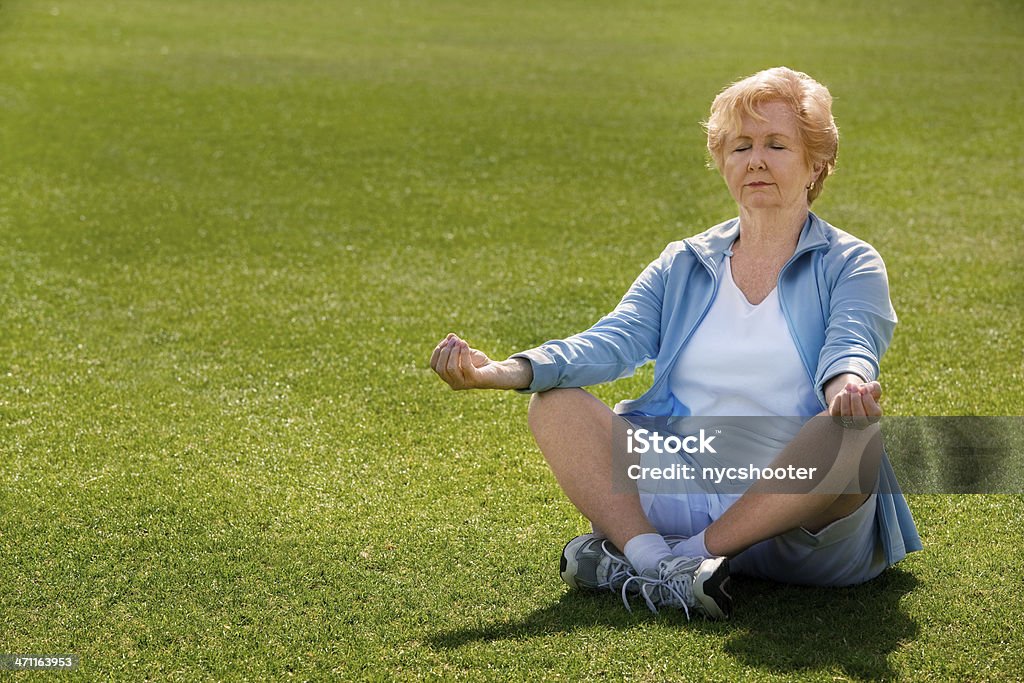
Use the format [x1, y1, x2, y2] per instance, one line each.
[430, 339, 447, 370]
[849, 388, 872, 429]
[441, 335, 462, 369]
[468, 346, 490, 368]
[840, 388, 853, 416]
[834, 389, 854, 428]
[860, 388, 883, 422]
[456, 341, 476, 387]
[829, 392, 842, 417]
[865, 381, 882, 401]
[434, 340, 453, 378]
[446, 339, 465, 382]
[850, 387, 866, 414]
[459, 344, 476, 385]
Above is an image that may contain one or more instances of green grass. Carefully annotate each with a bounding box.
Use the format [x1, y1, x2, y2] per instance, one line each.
[1, 0, 1023, 679]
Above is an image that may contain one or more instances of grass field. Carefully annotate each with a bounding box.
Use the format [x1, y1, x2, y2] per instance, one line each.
[2, 0, 1023, 680]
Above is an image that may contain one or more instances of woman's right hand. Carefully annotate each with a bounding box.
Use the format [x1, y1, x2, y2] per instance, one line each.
[430, 333, 532, 391]
[827, 378, 883, 429]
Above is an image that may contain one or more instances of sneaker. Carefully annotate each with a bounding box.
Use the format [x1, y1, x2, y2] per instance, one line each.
[560, 533, 635, 593]
[621, 555, 733, 620]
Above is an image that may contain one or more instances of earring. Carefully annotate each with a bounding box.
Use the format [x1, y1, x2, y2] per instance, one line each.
[805, 181, 814, 190]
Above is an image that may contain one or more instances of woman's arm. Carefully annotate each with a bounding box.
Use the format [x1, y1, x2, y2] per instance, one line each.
[508, 246, 676, 393]
[813, 238, 897, 405]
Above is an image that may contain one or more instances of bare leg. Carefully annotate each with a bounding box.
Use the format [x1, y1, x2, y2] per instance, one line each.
[527, 388, 655, 551]
[704, 412, 883, 557]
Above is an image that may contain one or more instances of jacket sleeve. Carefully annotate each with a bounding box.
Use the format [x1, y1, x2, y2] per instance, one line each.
[814, 239, 897, 405]
[511, 248, 673, 394]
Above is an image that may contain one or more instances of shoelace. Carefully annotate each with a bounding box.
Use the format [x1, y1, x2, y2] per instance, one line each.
[620, 558, 699, 618]
[599, 539, 634, 590]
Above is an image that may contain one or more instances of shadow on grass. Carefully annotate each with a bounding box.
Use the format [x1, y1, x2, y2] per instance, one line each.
[721, 567, 919, 680]
[427, 567, 918, 681]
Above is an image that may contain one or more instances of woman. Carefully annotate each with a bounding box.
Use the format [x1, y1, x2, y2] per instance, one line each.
[430, 67, 921, 619]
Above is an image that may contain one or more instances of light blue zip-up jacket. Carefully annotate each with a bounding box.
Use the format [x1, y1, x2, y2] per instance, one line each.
[513, 212, 922, 566]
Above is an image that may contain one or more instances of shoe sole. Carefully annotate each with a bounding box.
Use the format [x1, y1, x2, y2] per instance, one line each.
[693, 556, 733, 620]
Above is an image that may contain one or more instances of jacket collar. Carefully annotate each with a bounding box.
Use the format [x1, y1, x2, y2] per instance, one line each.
[684, 211, 830, 262]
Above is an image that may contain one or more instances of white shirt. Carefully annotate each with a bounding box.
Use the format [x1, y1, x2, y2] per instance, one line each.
[668, 254, 820, 467]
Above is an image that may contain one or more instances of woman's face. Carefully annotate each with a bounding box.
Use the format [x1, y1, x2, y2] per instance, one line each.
[722, 101, 820, 214]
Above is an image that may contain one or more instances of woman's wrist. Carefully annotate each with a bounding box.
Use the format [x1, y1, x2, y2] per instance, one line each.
[500, 357, 533, 390]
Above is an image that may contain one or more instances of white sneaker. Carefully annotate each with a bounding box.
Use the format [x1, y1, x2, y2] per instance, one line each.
[622, 555, 733, 620]
[560, 533, 635, 593]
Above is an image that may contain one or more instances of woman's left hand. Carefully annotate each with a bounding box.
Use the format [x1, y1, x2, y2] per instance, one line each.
[827, 379, 882, 429]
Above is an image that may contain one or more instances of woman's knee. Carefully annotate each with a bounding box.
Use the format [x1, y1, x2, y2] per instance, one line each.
[527, 387, 609, 438]
[528, 388, 583, 430]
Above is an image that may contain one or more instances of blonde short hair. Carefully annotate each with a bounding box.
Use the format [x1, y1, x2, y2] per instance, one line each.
[704, 67, 839, 204]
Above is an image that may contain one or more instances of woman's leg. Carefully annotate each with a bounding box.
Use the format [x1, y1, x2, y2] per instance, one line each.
[527, 388, 657, 552]
[704, 412, 884, 558]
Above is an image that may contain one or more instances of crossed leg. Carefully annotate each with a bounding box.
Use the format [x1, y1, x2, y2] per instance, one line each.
[528, 387, 883, 558]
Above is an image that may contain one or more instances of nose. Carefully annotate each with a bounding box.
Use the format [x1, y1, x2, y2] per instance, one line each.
[747, 151, 766, 171]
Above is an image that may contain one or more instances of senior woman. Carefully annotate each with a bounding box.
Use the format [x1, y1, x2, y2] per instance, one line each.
[430, 67, 921, 619]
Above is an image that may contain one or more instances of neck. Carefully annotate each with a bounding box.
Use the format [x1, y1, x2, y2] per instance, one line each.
[736, 205, 809, 253]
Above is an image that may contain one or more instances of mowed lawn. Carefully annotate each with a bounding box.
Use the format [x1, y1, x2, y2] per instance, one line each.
[1, 0, 1022, 680]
